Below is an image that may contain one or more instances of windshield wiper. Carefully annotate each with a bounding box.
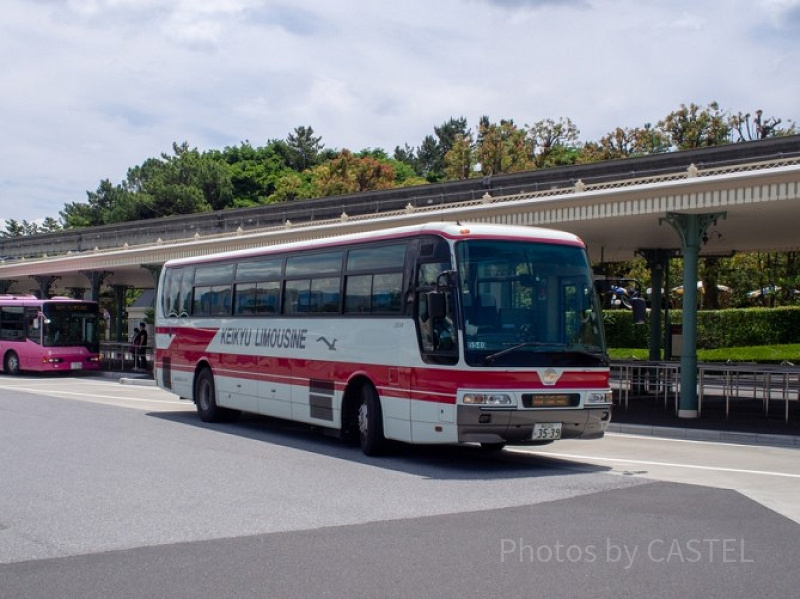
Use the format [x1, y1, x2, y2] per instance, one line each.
[483, 341, 607, 365]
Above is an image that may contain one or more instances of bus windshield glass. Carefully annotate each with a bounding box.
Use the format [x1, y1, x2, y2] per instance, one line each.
[456, 239, 606, 367]
[41, 302, 100, 352]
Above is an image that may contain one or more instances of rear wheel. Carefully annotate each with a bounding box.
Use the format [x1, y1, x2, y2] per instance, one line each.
[4, 352, 20, 376]
[194, 368, 239, 423]
[357, 384, 386, 456]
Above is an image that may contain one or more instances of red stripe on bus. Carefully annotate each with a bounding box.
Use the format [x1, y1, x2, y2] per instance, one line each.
[158, 348, 607, 405]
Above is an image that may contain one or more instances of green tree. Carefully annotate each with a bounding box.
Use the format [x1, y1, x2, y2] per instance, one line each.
[443, 132, 476, 180]
[581, 124, 671, 162]
[658, 102, 729, 150]
[39, 217, 61, 233]
[126, 142, 233, 217]
[356, 149, 426, 187]
[286, 126, 324, 171]
[395, 117, 470, 182]
[1, 219, 26, 237]
[475, 117, 533, 176]
[311, 150, 396, 196]
[213, 141, 302, 207]
[527, 117, 580, 168]
[729, 109, 797, 142]
[61, 179, 130, 227]
[267, 171, 314, 203]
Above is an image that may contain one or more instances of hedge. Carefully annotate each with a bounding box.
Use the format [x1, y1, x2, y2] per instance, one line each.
[602, 306, 800, 349]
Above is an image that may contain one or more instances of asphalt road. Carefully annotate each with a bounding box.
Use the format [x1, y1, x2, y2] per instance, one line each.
[1, 375, 798, 598]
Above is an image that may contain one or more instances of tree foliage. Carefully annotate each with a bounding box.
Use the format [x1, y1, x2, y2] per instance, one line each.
[658, 102, 730, 150]
[5, 100, 795, 279]
[3, 101, 798, 307]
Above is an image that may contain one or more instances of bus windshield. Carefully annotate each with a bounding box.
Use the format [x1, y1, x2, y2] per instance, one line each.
[41, 303, 100, 352]
[456, 239, 606, 367]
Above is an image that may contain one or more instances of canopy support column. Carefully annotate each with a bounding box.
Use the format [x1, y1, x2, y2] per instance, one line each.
[637, 249, 678, 362]
[662, 212, 725, 418]
[81, 270, 112, 302]
[33, 275, 58, 299]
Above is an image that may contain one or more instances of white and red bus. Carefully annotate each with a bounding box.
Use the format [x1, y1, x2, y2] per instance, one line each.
[0, 295, 102, 374]
[155, 222, 612, 454]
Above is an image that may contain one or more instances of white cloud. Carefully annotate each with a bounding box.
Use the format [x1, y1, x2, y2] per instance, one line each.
[0, 0, 797, 223]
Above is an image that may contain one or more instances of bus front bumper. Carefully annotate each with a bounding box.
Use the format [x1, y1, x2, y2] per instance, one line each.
[456, 405, 612, 444]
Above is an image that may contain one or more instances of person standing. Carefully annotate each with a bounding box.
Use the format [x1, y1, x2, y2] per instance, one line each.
[133, 322, 148, 371]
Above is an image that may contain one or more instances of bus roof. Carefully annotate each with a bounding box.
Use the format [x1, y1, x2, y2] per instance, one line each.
[162, 222, 586, 269]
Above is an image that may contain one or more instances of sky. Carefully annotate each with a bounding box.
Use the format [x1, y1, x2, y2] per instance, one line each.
[1, 0, 798, 224]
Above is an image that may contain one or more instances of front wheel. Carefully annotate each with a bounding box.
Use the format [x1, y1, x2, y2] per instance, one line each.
[194, 368, 239, 423]
[357, 384, 386, 456]
[4, 352, 20, 375]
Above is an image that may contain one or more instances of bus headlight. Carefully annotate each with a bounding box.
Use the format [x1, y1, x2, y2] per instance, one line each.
[463, 393, 515, 406]
[586, 391, 613, 405]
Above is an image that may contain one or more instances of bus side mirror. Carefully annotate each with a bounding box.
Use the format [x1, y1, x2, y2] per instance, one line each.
[631, 297, 647, 325]
[426, 291, 447, 320]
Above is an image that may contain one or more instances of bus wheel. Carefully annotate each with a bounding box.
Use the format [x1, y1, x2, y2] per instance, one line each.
[194, 368, 239, 423]
[357, 384, 386, 456]
[4, 352, 20, 375]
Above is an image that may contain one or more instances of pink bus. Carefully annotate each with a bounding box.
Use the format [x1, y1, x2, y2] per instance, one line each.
[0, 295, 102, 374]
[155, 222, 612, 455]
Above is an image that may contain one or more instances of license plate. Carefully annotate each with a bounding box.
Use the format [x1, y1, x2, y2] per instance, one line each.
[532, 422, 562, 441]
[70, 362, 83, 370]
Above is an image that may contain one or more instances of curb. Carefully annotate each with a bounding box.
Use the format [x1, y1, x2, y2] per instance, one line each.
[119, 377, 157, 387]
[91, 371, 156, 386]
[606, 422, 800, 449]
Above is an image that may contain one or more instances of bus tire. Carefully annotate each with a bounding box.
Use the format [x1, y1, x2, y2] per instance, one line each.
[4, 351, 20, 375]
[358, 383, 386, 456]
[194, 368, 239, 423]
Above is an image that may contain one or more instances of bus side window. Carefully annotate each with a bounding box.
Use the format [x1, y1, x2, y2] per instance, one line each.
[162, 268, 185, 318]
[0, 307, 25, 341]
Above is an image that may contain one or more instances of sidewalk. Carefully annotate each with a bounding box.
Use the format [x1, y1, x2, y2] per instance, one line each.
[609, 393, 800, 447]
[96, 367, 156, 386]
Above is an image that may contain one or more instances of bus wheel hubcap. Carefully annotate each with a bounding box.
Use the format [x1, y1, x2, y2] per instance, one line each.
[358, 403, 368, 435]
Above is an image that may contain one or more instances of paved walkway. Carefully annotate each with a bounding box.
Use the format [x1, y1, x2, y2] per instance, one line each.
[610, 393, 800, 447]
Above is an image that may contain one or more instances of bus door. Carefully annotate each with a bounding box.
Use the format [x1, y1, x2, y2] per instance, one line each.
[412, 258, 459, 437]
[159, 267, 194, 392]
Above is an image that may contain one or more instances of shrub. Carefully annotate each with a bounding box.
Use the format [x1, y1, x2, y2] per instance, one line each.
[603, 306, 800, 349]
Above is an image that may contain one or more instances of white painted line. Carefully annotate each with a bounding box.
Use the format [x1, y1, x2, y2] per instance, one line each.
[514, 449, 800, 479]
[607, 431, 800, 449]
[0, 385, 182, 404]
